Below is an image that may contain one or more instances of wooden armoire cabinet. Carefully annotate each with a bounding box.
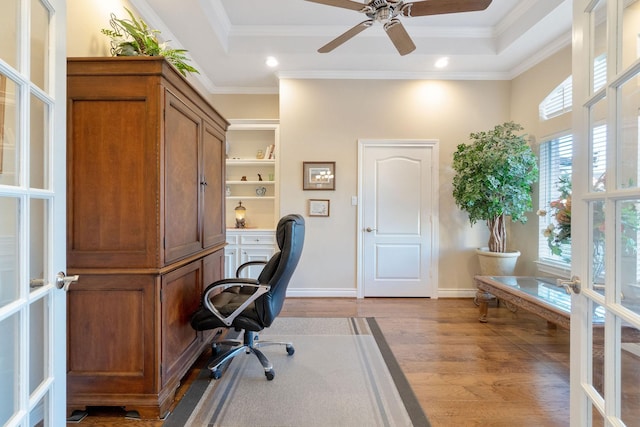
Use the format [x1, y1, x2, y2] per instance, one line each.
[66, 57, 228, 418]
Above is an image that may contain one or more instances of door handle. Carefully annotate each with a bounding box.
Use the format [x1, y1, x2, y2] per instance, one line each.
[365, 227, 376, 232]
[557, 276, 581, 294]
[56, 272, 79, 291]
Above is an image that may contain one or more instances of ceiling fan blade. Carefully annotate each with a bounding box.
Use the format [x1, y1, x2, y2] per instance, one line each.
[305, 0, 368, 12]
[318, 20, 373, 53]
[401, 0, 492, 17]
[384, 20, 416, 56]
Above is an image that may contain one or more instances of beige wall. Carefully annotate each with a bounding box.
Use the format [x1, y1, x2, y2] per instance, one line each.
[210, 95, 279, 120]
[66, 1, 574, 296]
[67, 0, 128, 58]
[279, 79, 512, 294]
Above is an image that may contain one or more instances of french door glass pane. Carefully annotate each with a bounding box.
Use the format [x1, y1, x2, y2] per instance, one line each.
[29, 198, 47, 295]
[0, 312, 18, 426]
[30, 0, 50, 92]
[0, 74, 19, 187]
[29, 94, 49, 189]
[622, 0, 640, 71]
[621, 322, 640, 424]
[617, 74, 640, 190]
[29, 393, 48, 427]
[29, 296, 47, 395]
[591, 0, 607, 94]
[0, 197, 19, 310]
[592, 403, 605, 427]
[592, 302, 606, 398]
[592, 200, 606, 288]
[0, 0, 19, 69]
[620, 198, 640, 314]
[591, 98, 607, 192]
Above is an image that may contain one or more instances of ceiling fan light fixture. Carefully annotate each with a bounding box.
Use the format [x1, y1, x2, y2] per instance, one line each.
[435, 57, 449, 69]
[306, 0, 493, 55]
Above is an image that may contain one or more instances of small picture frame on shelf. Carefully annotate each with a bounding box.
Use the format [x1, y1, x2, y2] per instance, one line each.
[303, 161, 335, 190]
[308, 199, 330, 217]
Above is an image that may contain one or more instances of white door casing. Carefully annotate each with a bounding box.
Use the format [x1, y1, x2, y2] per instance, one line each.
[0, 0, 68, 426]
[571, 1, 640, 425]
[357, 140, 438, 298]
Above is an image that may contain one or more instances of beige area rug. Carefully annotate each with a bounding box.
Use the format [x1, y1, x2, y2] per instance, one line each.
[163, 317, 430, 427]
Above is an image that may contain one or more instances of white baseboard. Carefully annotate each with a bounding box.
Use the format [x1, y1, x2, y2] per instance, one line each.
[286, 288, 358, 298]
[287, 287, 475, 298]
[437, 288, 477, 298]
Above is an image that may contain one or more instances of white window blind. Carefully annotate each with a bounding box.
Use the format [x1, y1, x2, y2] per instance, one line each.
[592, 124, 607, 187]
[538, 125, 607, 267]
[539, 76, 572, 120]
[538, 55, 606, 121]
[539, 135, 573, 264]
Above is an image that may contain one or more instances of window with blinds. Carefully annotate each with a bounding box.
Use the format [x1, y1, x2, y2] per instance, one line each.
[538, 134, 573, 264]
[538, 55, 607, 121]
[537, 58, 607, 270]
[538, 125, 607, 267]
[539, 76, 572, 120]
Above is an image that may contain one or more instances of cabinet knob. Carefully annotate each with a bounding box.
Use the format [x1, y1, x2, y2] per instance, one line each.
[200, 180, 208, 186]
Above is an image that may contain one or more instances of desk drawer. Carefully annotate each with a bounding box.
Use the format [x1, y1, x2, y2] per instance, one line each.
[240, 233, 275, 246]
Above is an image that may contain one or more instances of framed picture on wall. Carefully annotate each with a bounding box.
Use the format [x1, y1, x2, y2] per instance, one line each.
[308, 199, 330, 217]
[303, 161, 335, 190]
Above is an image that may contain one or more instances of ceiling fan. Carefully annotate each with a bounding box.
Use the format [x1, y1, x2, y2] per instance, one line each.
[306, 0, 492, 56]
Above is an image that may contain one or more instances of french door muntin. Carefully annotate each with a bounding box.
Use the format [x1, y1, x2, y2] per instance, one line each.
[571, 0, 640, 425]
[0, 0, 67, 425]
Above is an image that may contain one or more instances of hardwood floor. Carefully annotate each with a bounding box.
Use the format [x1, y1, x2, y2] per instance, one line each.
[69, 298, 571, 426]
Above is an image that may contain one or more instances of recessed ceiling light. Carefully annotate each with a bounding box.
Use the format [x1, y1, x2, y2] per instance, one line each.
[435, 57, 449, 69]
[265, 56, 279, 67]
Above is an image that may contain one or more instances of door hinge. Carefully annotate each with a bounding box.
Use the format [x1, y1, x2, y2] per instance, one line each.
[163, 237, 166, 249]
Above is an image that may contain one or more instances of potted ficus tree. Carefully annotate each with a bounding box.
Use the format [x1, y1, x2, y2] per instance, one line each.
[452, 121, 539, 275]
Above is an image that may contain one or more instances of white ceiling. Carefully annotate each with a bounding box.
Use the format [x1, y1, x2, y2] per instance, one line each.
[128, 0, 573, 94]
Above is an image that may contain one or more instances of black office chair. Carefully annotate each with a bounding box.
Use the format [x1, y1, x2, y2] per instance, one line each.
[190, 214, 305, 380]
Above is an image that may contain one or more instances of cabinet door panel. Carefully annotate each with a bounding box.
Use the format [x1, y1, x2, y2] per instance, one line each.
[161, 261, 203, 386]
[239, 247, 274, 278]
[164, 91, 202, 263]
[67, 274, 156, 394]
[67, 97, 158, 268]
[202, 121, 225, 248]
[224, 247, 238, 278]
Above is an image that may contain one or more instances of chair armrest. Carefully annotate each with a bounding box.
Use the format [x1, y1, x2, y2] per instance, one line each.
[202, 279, 270, 327]
[236, 260, 267, 278]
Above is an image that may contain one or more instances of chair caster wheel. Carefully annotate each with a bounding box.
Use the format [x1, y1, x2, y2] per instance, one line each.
[210, 369, 222, 380]
[265, 370, 275, 381]
[286, 344, 295, 356]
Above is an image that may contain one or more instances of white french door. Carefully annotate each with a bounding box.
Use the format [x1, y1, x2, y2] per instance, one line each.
[0, 0, 68, 426]
[358, 140, 438, 298]
[571, 0, 640, 425]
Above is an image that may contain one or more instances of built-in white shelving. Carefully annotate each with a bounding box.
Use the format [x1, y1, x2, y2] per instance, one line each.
[225, 119, 279, 230]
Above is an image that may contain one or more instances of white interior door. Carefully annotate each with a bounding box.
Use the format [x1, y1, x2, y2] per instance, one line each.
[0, 0, 68, 425]
[358, 140, 438, 298]
[571, 1, 640, 425]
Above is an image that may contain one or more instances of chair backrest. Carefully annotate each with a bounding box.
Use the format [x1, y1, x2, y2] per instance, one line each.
[255, 214, 305, 327]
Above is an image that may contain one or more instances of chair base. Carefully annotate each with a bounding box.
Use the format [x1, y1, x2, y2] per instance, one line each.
[208, 330, 294, 381]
